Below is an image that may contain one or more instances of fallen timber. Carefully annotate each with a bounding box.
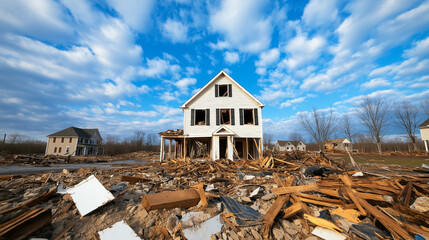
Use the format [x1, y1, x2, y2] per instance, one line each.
[0, 151, 428, 239]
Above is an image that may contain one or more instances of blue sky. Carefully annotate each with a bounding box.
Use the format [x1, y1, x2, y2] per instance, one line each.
[0, 0, 428, 142]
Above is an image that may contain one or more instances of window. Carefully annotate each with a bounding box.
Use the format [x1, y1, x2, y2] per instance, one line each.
[66, 146, 70, 154]
[239, 108, 259, 125]
[85, 139, 88, 144]
[215, 84, 232, 97]
[69, 138, 72, 143]
[216, 108, 235, 125]
[61, 137, 64, 143]
[243, 109, 254, 124]
[195, 109, 206, 125]
[191, 109, 210, 126]
[54, 147, 57, 153]
[53, 137, 56, 143]
[59, 147, 62, 153]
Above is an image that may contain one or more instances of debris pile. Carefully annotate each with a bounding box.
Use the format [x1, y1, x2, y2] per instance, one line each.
[0, 152, 429, 239]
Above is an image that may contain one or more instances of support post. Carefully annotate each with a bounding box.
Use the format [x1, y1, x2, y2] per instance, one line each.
[183, 137, 187, 161]
[168, 139, 172, 160]
[159, 136, 165, 162]
[246, 138, 249, 160]
[425, 140, 428, 152]
[227, 136, 234, 160]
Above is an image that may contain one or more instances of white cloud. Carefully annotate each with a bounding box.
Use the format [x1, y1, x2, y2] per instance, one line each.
[209, 0, 272, 53]
[302, 0, 338, 28]
[256, 48, 280, 74]
[224, 51, 240, 64]
[174, 77, 197, 94]
[162, 19, 189, 43]
[106, 0, 155, 32]
[361, 78, 391, 89]
[138, 57, 181, 78]
[281, 97, 306, 108]
[281, 33, 325, 70]
[404, 36, 429, 59]
[153, 105, 183, 117]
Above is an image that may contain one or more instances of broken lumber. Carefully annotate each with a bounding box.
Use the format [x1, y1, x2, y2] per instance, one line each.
[271, 184, 319, 195]
[120, 175, 151, 183]
[142, 189, 200, 211]
[282, 202, 303, 219]
[194, 183, 208, 207]
[0, 187, 57, 215]
[0, 208, 52, 240]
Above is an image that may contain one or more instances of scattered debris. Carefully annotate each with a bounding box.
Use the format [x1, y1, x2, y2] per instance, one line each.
[142, 189, 200, 211]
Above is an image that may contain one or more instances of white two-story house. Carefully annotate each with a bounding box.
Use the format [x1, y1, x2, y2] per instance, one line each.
[159, 70, 264, 161]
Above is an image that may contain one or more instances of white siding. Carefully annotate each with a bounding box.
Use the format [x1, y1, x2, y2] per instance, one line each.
[183, 75, 262, 138]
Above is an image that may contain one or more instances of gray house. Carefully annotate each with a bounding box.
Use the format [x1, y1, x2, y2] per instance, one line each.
[273, 140, 306, 152]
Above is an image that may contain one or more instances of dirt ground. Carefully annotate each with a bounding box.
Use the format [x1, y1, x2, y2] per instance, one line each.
[327, 152, 429, 167]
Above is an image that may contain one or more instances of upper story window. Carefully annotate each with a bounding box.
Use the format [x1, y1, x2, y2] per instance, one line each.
[215, 84, 232, 97]
[61, 137, 64, 143]
[69, 138, 72, 143]
[53, 137, 56, 143]
[191, 109, 210, 126]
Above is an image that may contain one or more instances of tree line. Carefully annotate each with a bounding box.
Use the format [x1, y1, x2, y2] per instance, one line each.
[297, 96, 429, 154]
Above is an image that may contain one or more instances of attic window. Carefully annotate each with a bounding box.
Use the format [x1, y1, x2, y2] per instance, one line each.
[220, 109, 230, 124]
[195, 109, 206, 125]
[219, 85, 228, 97]
[243, 109, 254, 124]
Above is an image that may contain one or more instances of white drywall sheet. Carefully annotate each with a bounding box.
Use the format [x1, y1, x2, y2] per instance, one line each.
[67, 174, 115, 216]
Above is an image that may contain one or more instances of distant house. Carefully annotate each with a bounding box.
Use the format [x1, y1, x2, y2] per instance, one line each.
[45, 127, 103, 156]
[274, 140, 306, 152]
[325, 138, 351, 152]
[418, 118, 429, 152]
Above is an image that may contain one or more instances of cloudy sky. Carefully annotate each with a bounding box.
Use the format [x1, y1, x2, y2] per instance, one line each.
[1, 0, 428, 141]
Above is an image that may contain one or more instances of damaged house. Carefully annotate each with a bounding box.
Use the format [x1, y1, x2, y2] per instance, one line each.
[273, 140, 306, 152]
[159, 70, 264, 161]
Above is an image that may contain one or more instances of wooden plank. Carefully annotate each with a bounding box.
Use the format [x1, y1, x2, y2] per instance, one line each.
[355, 192, 387, 202]
[296, 193, 343, 204]
[304, 214, 342, 232]
[53, 223, 75, 240]
[297, 196, 343, 207]
[194, 183, 208, 207]
[339, 174, 353, 187]
[142, 189, 200, 211]
[316, 188, 340, 198]
[120, 175, 151, 183]
[356, 195, 412, 239]
[282, 202, 303, 219]
[358, 184, 400, 194]
[0, 208, 52, 240]
[271, 184, 319, 195]
[342, 186, 366, 216]
[0, 188, 56, 215]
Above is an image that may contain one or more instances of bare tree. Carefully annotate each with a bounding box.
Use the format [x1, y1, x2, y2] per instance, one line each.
[132, 130, 146, 150]
[422, 96, 429, 116]
[299, 108, 336, 152]
[395, 101, 419, 151]
[357, 96, 390, 154]
[263, 133, 273, 150]
[341, 114, 354, 148]
[288, 131, 304, 142]
[7, 133, 26, 144]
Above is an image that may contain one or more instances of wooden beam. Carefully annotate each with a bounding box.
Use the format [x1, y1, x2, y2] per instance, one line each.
[120, 175, 151, 184]
[342, 186, 367, 216]
[142, 189, 200, 211]
[194, 183, 208, 207]
[168, 139, 172, 160]
[282, 202, 303, 219]
[271, 184, 319, 195]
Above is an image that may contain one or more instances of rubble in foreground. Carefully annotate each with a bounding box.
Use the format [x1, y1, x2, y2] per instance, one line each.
[0, 152, 429, 239]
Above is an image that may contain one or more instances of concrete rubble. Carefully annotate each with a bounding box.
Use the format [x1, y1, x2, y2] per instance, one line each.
[0, 151, 429, 239]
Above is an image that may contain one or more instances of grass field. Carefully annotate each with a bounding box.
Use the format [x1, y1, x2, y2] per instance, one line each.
[327, 153, 429, 168]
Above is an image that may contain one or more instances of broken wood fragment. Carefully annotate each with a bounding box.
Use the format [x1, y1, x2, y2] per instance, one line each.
[142, 189, 200, 211]
[120, 175, 151, 183]
[304, 213, 342, 232]
[0, 208, 52, 240]
[271, 183, 319, 195]
[282, 202, 303, 219]
[342, 186, 367, 216]
[194, 183, 208, 207]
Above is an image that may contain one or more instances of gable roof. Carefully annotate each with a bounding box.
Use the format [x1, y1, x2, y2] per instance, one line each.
[418, 118, 429, 129]
[327, 138, 349, 144]
[47, 127, 102, 139]
[276, 140, 305, 146]
[181, 70, 265, 109]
